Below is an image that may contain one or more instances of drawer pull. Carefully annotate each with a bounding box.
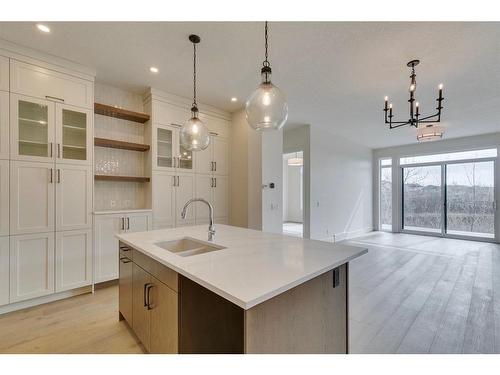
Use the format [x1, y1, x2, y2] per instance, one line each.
[146, 284, 155, 310]
[119, 246, 130, 251]
[119, 257, 131, 263]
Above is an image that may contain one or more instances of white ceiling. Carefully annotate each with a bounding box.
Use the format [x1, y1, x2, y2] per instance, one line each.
[1, 22, 499, 149]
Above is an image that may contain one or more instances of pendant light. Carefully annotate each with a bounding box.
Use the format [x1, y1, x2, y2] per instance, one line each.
[180, 34, 210, 152]
[245, 21, 288, 131]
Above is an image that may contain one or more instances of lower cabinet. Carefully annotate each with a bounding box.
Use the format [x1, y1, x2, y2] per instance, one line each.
[94, 211, 152, 283]
[0, 236, 9, 306]
[119, 255, 133, 325]
[9, 232, 55, 303]
[120, 244, 179, 354]
[55, 229, 92, 292]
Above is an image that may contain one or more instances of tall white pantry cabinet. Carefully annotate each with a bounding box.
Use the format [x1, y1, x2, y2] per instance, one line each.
[0, 52, 95, 309]
[146, 89, 230, 230]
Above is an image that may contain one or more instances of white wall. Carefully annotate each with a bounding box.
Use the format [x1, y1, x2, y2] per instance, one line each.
[309, 126, 373, 241]
[373, 132, 500, 237]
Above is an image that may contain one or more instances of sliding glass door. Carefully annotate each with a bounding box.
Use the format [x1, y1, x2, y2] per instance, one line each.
[402, 165, 442, 233]
[446, 161, 495, 238]
[400, 154, 496, 240]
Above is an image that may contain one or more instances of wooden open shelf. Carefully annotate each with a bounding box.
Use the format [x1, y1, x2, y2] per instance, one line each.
[94, 137, 150, 152]
[94, 175, 150, 183]
[94, 103, 150, 123]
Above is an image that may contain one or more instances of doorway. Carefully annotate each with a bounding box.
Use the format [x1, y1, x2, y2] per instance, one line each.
[400, 149, 497, 240]
[283, 152, 304, 237]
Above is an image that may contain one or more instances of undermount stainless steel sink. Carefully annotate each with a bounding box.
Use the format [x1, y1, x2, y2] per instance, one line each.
[155, 237, 226, 257]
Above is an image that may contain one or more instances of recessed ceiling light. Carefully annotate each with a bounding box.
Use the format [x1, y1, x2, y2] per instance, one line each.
[150, 67, 159, 73]
[36, 24, 50, 33]
[231, 97, 238, 102]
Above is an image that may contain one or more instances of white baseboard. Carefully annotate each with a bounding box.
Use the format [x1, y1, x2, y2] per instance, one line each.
[0, 285, 92, 316]
[318, 227, 374, 243]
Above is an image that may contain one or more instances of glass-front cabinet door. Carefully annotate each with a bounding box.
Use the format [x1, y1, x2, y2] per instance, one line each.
[178, 140, 193, 171]
[155, 126, 175, 170]
[56, 104, 92, 165]
[10, 94, 55, 162]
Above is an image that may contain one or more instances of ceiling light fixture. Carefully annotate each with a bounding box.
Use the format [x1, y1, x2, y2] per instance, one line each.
[36, 24, 50, 33]
[245, 21, 288, 131]
[416, 124, 444, 142]
[384, 60, 445, 141]
[231, 97, 238, 102]
[149, 67, 159, 73]
[179, 34, 210, 152]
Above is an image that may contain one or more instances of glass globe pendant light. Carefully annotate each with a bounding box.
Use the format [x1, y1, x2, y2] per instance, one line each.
[245, 21, 288, 131]
[180, 34, 210, 151]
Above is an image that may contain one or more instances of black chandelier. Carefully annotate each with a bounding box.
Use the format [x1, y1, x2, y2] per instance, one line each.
[384, 60, 444, 129]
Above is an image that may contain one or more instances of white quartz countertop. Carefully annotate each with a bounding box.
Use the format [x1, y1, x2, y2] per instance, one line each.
[116, 224, 367, 310]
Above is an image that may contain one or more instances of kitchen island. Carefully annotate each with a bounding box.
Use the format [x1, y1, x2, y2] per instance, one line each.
[116, 224, 367, 354]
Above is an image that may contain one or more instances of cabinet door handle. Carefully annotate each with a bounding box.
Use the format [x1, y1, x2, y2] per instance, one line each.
[127, 217, 130, 230]
[214, 162, 217, 172]
[57, 169, 61, 183]
[143, 283, 149, 307]
[49, 168, 53, 183]
[177, 176, 180, 187]
[45, 95, 65, 102]
[210, 177, 213, 188]
[57, 143, 61, 158]
[119, 257, 131, 264]
[214, 177, 217, 188]
[121, 217, 125, 231]
[49, 142, 53, 158]
[146, 284, 155, 310]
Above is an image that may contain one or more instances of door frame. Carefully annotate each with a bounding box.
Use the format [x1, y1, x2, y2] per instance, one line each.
[399, 157, 497, 242]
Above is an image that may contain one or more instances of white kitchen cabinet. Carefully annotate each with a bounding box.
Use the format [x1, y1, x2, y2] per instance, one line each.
[55, 229, 92, 292]
[0, 91, 8, 160]
[56, 103, 92, 165]
[152, 171, 176, 229]
[195, 174, 228, 224]
[10, 161, 55, 235]
[10, 60, 93, 109]
[152, 171, 195, 229]
[194, 136, 228, 176]
[153, 124, 193, 173]
[212, 137, 228, 176]
[10, 94, 56, 163]
[0, 236, 8, 306]
[10, 94, 92, 164]
[94, 211, 152, 283]
[213, 175, 228, 220]
[56, 164, 92, 231]
[9, 232, 55, 303]
[0, 160, 8, 236]
[175, 173, 195, 226]
[0, 56, 8, 92]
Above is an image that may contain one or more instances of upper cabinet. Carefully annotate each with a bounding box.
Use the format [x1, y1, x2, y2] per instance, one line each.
[0, 91, 8, 160]
[10, 60, 93, 109]
[0, 56, 8, 92]
[10, 94, 92, 164]
[153, 124, 193, 172]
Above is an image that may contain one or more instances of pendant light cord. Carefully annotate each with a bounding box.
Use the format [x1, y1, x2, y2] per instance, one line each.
[263, 21, 270, 68]
[192, 41, 197, 108]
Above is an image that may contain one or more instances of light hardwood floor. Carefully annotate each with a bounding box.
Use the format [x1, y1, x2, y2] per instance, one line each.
[0, 232, 498, 354]
[0, 284, 145, 353]
[346, 232, 500, 354]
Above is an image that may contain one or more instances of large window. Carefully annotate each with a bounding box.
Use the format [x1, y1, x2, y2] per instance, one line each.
[446, 161, 495, 238]
[403, 165, 442, 233]
[399, 148, 497, 240]
[379, 158, 392, 231]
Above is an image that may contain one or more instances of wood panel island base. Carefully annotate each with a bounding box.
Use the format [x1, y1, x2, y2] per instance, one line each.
[116, 225, 367, 354]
